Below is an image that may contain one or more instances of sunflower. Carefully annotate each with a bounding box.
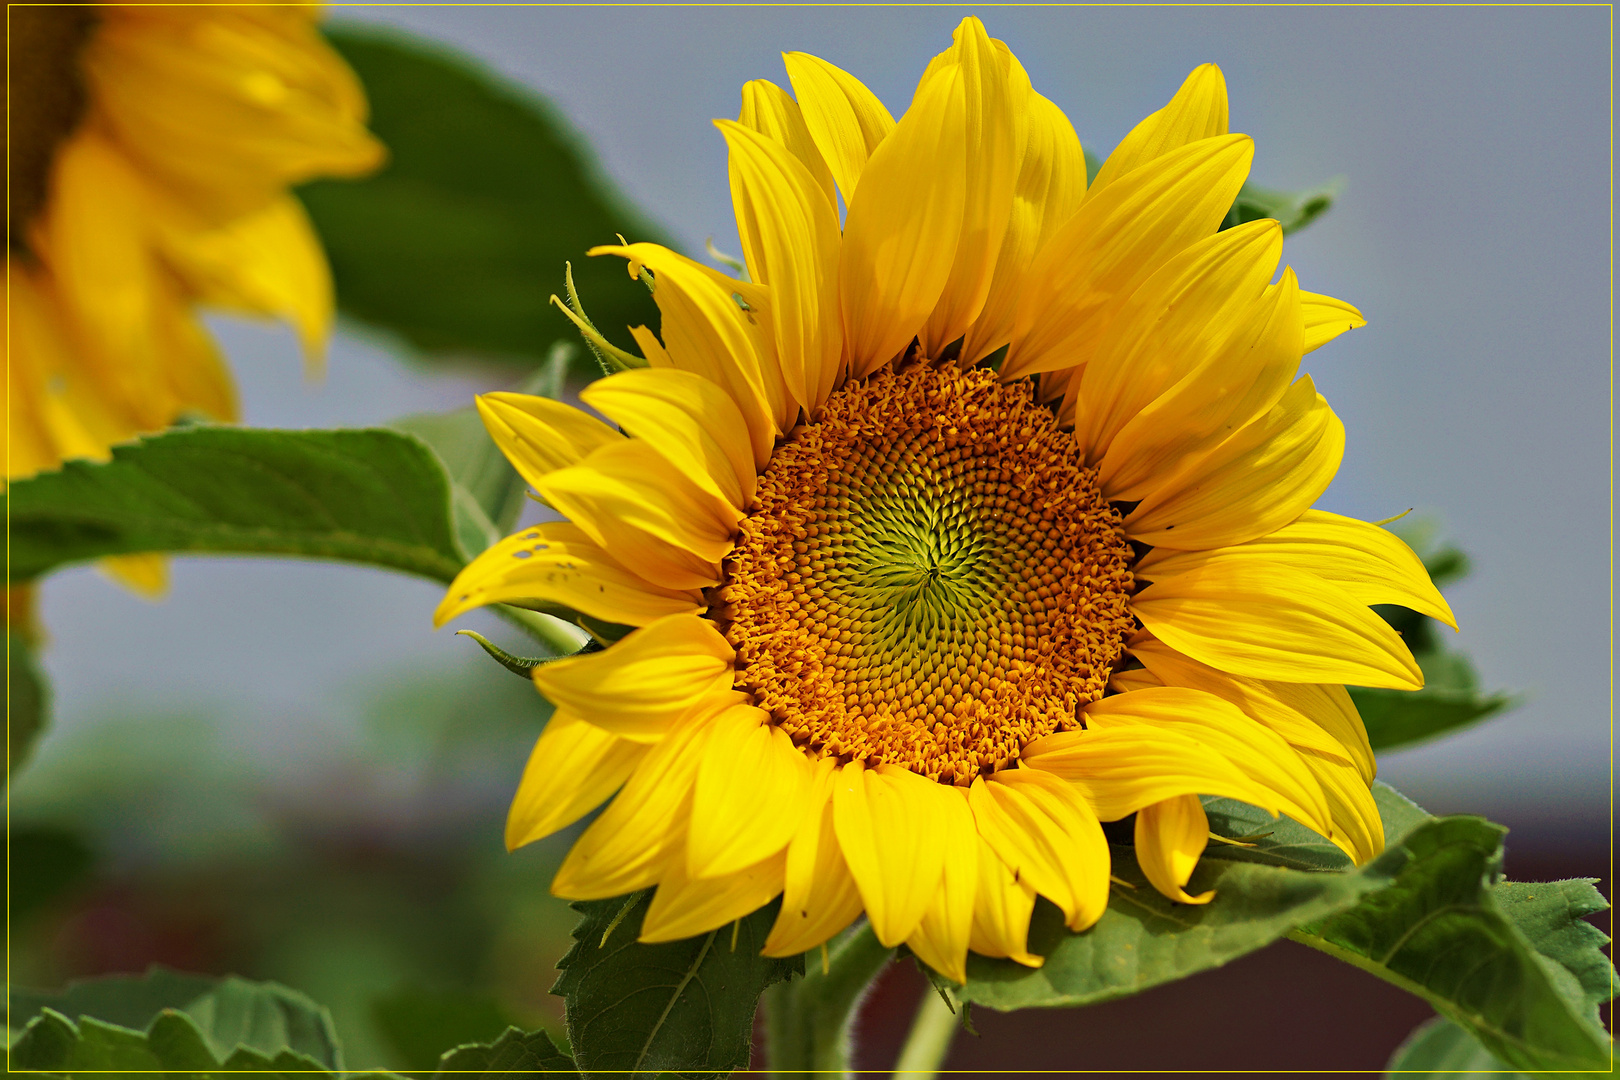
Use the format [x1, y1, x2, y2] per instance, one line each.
[436, 18, 1448, 982]
[7, 3, 382, 596]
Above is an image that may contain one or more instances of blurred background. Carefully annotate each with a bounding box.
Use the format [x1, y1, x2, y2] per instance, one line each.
[12, 6, 1610, 1075]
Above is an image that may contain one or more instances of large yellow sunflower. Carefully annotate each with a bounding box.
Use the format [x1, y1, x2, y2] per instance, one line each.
[7, 3, 382, 593]
[436, 18, 1448, 982]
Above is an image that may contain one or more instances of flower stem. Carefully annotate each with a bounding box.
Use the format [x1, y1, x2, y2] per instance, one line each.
[764, 921, 893, 1078]
[891, 987, 958, 1078]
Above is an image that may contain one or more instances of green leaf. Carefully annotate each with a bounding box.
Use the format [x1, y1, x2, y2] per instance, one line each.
[1386, 1017, 1532, 1078]
[5, 426, 464, 587]
[8, 630, 49, 774]
[958, 783, 1431, 1011]
[554, 893, 801, 1079]
[9, 968, 345, 1074]
[433, 1026, 578, 1079]
[371, 985, 524, 1073]
[301, 26, 667, 369]
[8, 824, 94, 922]
[1493, 878, 1617, 1022]
[1222, 177, 1342, 235]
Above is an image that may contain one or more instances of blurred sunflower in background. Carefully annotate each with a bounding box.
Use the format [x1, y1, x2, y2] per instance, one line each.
[438, 17, 1447, 982]
[7, 2, 382, 600]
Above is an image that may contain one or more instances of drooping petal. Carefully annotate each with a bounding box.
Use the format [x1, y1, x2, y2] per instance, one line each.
[1100, 266, 1304, 500]
[918, 18, 1025, 358]
[968, 769, 1110, 931]
[688, 704, 813, 878]
[505, 709, 650, 850]
[1134, 794, 1214, 904]
[716, 119, 844, 415]
[765, 758, 867, 957]
[1301, 291, 1366, 353]
[839, 61, 967, 376]
[552, 708, 719, 899]
[476, 392, 621, 493]
[1065, 218, 1283, 463]
[530, 613, 735, 742]
[1123, 375, 1344, 550]
[580, 366, 757, 511]
[1300, 750, 1385, 863]
[1086, 64, 1229, 197]
[1005, 133, 1254, 380]
[1133, 554, 1424, 691]
[782, 51, 896, 207]
[968, 836, 1043, 967]
[738, 78, 838, 209]
[903, 784, 978, 983]
[435, 522, 704, 628]
[832, 761, 948, 946]
[641, 848, 788, 944]
[536, 439, 734, 591]
[1141, 510, 1455, 629]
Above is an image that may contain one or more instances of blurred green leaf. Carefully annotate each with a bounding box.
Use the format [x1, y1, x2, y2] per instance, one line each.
[1386, 1017, 1531, 1078]
[1083, 147, 1337, 236]
[554, 893, 800, 1079]
[301, 26, 667, 370]
[9, 968, 345, 1072]
[960, 783, 1434, 1010]
[432, 1025, 578, 1079]
[8, 631, 48, 774]
[8, 824, 93, 922]
[372, 985, 522, 1073]
[5, 427, 464, 586]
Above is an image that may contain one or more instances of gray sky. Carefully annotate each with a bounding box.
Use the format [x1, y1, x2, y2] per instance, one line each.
[30, 5, 1612, 837]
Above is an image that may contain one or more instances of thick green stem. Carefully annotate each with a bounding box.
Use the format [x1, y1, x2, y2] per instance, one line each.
[764, 922, 893, 1078]
[891, 987, 958, 1078]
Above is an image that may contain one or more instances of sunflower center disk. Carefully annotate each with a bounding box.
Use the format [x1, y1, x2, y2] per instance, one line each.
[719, 363, 1138, 784]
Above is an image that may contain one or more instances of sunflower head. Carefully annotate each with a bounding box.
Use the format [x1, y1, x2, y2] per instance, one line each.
[439, 17, 1444, 983]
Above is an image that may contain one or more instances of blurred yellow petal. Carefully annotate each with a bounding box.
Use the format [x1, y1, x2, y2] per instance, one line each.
[832, 761, 948, 946]
[765, 759, 866, 957]
[1087, 64, 1229, 197]
[1301, 291, 1366, 353]
[738, 78, 838, 210]
[530, 613, 735, 742]
[782, 51, 896, 207]
[506, 709, 650, 850]
[434, 522, 704, 628]
[688, 704, 812, 878]
[475, 392, 621, 493]
[1124, 376, 1344, 550]
[969, 769, 1110, 931]
[1135, 794, 1214, 905]
[839, 61, 967, 375]
[99, 553, 170, 600]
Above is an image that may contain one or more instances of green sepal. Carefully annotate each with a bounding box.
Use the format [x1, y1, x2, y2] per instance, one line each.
[552, 261, 648, 377]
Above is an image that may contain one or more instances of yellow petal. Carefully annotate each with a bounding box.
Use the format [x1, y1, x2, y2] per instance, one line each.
[591, 242, 785, 463]
[1142, 509, 1455, 629]
[434, 521, 704, 628]
[1135, 794, 1214, 904]
[1066, 218, 1283, 463]
[903, 784, 978, 984]
[918, 18, 1025, 358]
[476, 391, 621, 494]
[1127, 633, 1375, 782]
[960, 90, 1085, 367]
[716, 119, 843, 415]
[839, 61, 967, 375]
[1133, 553, 1423, 691]
[1100, 265, 1303, 500]
[1123, 375, 1343, 550]
[831, 761, 947, 946]
[1022, 724, 1278, 821]
[764, 758, 867, 957]
[782, 51, 896, 207]
[581, 366, 757, 512]
[552, 708, 717, 900]
[630, 324, 673, 368]
[1078, 686, 1334, 836]
[738, 78, 839, 210]
[530, 613, 735, 742]
[150, 285, 237, 424]
[969, 769, 1110, 931]
[1301, 291, 1366, 353]
[968, 836, 1043, 968]
[688, 704, 813, 878]
[1087, 64, 1229, 198]
[1301, 750, 1385, 864]
[536, 439, 734, 591]
[505, 709, 650, 850]
[1005, 133, 1254, 380]
[99, 553, 170, 600]
[640, 848, 788, 944]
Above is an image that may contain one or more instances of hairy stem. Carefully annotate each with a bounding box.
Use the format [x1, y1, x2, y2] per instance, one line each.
[764, 922, 893, 1078]
[891, 987, 958, 1078]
